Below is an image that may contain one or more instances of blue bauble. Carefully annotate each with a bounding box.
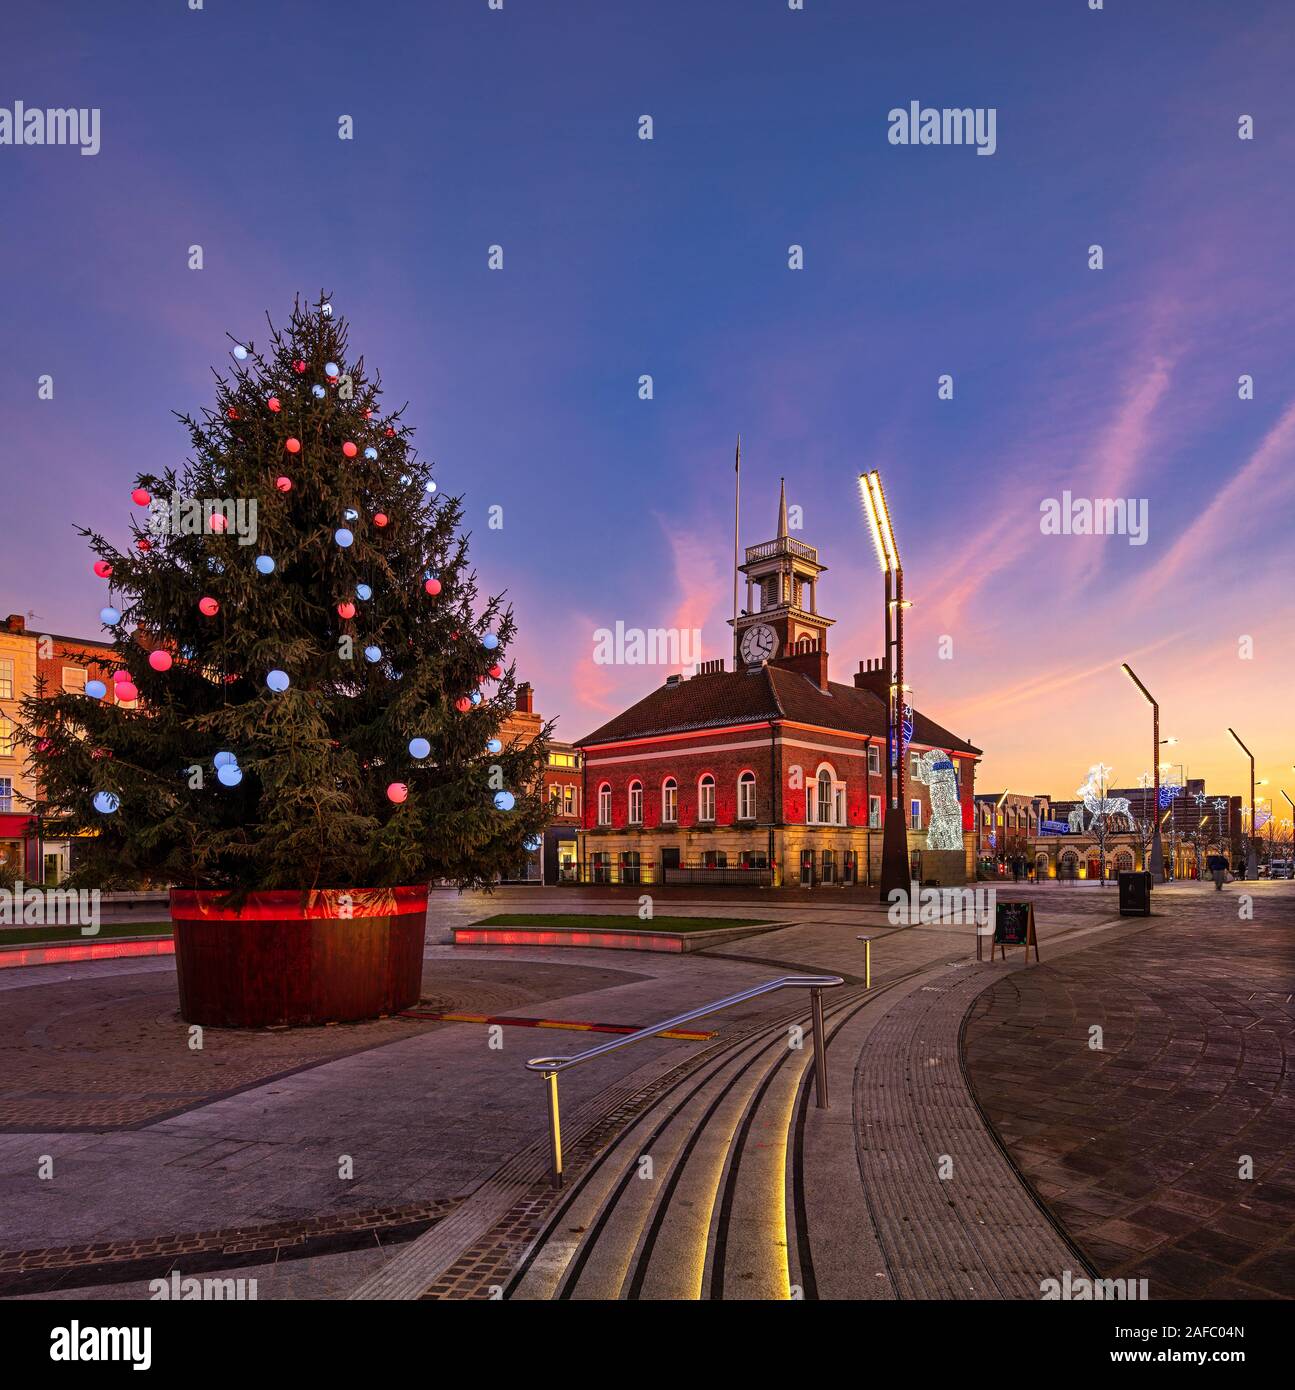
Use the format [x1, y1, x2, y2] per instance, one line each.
[524, 835, 541, 852]
[355, 583, 372, 601]
[470, 691, 482, 705]
[482, 633, 499, 651]
[99, 606, 120, 625]
[255, 555, 275, 575]
[325, 361, 339, 377]
[233, 344, 248, 360]
[364, 645, 382, 664]
[217, 764, 244, 787]
[335, 528, 354, 548]
[93, 791, 119, 814]
[486, 738, 502, 754]
[344, 508, 358, 521]
[312, 384, 326, 399]
[213, 751, 238, 769]
[85, 680, 107, 699]
[408, 737, 431, 760]
[494, 791, 515, 812]
[266, 669, 290, 693]
[364, 447, 377, 460]
[399, 474, 410, 485]
[425, 480, 437, 495]
[321, 302, 333, 317]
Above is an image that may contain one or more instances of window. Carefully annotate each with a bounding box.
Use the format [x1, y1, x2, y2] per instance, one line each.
[816, 769, 833, 824]
[563, 785, 576, 817]
[549, 752, 578, 769]
[821, 850, 836, 884]
[698, 775, 715, 822]
[739, 849, 768, 869]
[869, 795, 882, 829]
[701, 849, 727, 868]
[0, 776, 11, 811]
[0, 714, 13, 757]
[628, 780, 643, 824]
[662, 778, 678, 823]
[62, 666, 87, 693]
[843, 849, 857, 885]
[548, 784, 562, 808]
[909, 752, 920, 780]
[0, 658, 13, 700]
[910, 799, 922, 829]
[867, 744, 880, 775]
[591, 851, 611, 884]
[737, 771, 756, 820]
[597, 783, 611, 826]
[949, 759, 960, 787]
[620, 850, 641, 884]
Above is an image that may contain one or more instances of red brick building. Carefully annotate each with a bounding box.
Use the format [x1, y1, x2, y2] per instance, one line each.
[575, 489, 981, 888]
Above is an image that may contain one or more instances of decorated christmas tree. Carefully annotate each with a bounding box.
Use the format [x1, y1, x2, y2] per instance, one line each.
[20, 294, 549, 899]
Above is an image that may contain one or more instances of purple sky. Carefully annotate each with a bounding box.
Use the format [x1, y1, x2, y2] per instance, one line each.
[3, 0, 1293, 805]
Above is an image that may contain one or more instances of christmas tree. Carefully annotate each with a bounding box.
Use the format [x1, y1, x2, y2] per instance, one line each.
[21, 295, 549, 897]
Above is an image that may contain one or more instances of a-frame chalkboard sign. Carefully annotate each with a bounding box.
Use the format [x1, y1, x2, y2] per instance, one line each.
[989, 900, 1039, 963]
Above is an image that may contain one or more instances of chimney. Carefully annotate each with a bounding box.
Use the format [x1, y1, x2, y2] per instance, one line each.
[770, 641, 829, 692]
[5, 614, 25, 634]
[515, 681, 533, 715]
[853, 657, 889, 698]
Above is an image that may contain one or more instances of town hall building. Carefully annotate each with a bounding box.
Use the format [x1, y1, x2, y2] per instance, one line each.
[575, 486, 981, 889]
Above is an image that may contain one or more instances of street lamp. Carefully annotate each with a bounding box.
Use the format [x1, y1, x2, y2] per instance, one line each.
[1120, 663, 1164, 881]
[859, 471, 909, 903]
[1227, 728, 1258, 878]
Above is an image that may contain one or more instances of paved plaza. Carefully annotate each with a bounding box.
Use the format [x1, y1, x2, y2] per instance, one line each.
[0, 881, 1291, 1300]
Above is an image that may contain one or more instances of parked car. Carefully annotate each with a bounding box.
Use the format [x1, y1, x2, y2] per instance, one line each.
[1268, 858, 1293, 880]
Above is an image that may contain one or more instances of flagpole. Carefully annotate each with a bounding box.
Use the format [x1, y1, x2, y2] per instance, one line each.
[732, 434, 741, 664]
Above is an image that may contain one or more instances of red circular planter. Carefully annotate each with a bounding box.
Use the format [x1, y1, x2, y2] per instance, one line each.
[170, 886, 428, 1028]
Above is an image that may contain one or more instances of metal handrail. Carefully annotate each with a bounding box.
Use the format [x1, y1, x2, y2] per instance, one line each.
[525, 974, 844, 1186]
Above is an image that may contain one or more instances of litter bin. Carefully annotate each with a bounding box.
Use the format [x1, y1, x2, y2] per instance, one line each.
[1118, 870, 1152, 917]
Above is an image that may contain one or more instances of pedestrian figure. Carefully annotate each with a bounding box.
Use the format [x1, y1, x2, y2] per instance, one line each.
[1207, 853, 1228, 891]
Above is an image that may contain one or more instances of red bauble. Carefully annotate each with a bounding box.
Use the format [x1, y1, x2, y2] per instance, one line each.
[209, 513, 228, 533]
[285, 437, 301, 454]
[148, 650, 173, 672]
[267, 397, 281, 412]
[116, 681, 139, 702]
[227, 408, 239, 420]
[364, 409, 373, 419]
[455, 697, 471, 713]
[385, 427, 395, 437]
[136, 537, 151, 552]
[387, 783, 409, 804]
[342, 441, 357, 458]
[424, 577, 441, 596]
[489, 664, 503, 679]
[337, 602, 356, 619]
[275, 476, 292, 492]
[373, 513, 388, 528]
[131, 488, 151, 506]
[112, 668, 130, 683]
[93, 560, 113, 578]
[293, 360, 307, 374]
[198, 596, 219, 617]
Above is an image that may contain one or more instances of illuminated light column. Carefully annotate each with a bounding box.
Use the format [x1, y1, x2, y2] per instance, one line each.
[1120, 663, 1164, 882]
[859, 471, 909, 903]
[1227, 728, 1258, 878]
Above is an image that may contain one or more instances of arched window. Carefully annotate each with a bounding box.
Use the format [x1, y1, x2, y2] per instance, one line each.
[737, 771, 756, 821]
[662, 777, 678, 824]
[627, 780, 643, 824]
[597, 783, 611, 826]
[816, 769, 833, 824]
[698, 774, 716, 822]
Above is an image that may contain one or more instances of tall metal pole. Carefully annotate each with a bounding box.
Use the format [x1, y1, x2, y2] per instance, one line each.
[1120, 664, 1164, 881]
[732, 435, 740, 665]
[1228, 728, 1257, 879]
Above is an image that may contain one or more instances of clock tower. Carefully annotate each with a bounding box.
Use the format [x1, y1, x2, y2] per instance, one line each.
[731, 479, 834, 670]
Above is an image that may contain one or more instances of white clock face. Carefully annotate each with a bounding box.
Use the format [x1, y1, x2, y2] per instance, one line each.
[740, 623, 778, 664]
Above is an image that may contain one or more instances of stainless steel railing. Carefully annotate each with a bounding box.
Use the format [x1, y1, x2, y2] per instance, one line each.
[525, 974, 844, 1186]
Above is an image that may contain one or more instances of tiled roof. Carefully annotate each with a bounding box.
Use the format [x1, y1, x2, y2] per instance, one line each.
[577, 665, 980, 755]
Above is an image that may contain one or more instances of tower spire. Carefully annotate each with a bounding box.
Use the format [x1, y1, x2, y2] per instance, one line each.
[777, 477, 788, 538]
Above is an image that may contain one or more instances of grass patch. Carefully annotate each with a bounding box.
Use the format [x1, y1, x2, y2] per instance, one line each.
[470, 912, 770, 933]
[0, 920, 172, 947]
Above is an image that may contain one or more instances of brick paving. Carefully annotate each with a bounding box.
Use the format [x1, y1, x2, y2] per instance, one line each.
[0, 956, 640, 1131]
[0, 1199, 457, 1296]
[963, 885, 1295, 1298]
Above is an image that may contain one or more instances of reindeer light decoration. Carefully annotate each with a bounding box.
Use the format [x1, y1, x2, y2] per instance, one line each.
[1068, 763, 1134, 833]
[915, 751, 964, 851]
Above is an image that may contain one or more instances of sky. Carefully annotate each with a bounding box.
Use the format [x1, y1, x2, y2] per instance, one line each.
[2, 0, 1293, 811]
